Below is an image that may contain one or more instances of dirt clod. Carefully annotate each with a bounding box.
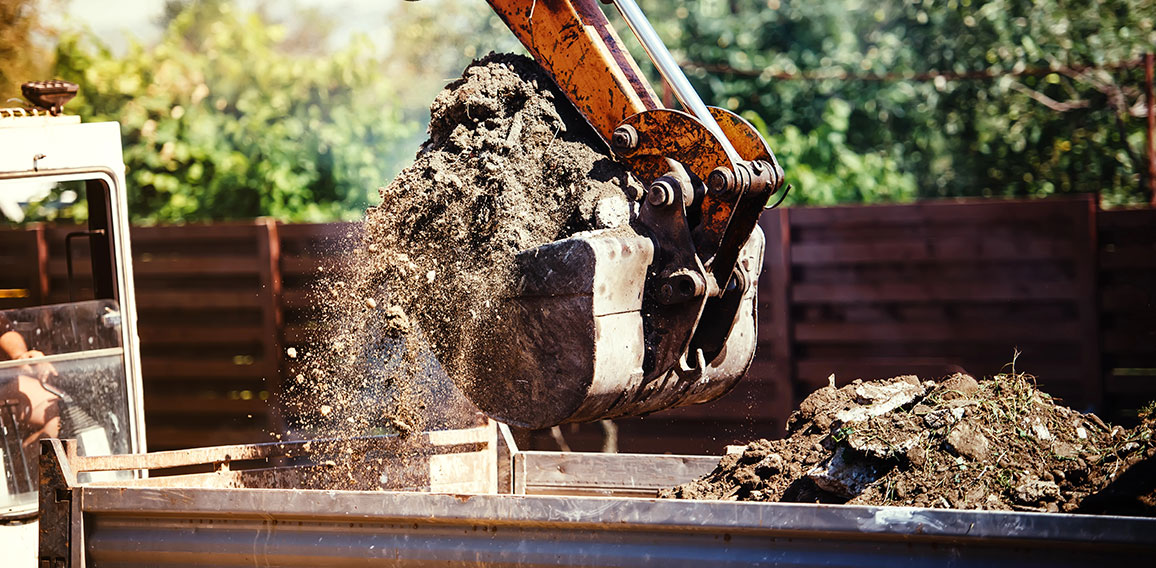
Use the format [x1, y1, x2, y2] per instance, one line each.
[661, 372, 1156, 516]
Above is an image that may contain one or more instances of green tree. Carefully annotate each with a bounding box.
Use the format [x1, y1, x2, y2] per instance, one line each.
[627, 0, 1155, 206]
[0, 0, 57, 98]
[50, 0, 417, 223]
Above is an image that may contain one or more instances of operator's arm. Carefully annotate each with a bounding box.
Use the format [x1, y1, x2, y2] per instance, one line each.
[2, 332, 33, 360]
[1, 323, 44, 361]
[0, 314, 54, 380]
[0, 313, 28, 359]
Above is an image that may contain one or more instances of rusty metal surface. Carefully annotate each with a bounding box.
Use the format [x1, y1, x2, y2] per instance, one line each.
[709, 107, 775, 163]
[66, 429, 491, 474]
[486, 0, 658, 143]
[616, 108, 734, 185]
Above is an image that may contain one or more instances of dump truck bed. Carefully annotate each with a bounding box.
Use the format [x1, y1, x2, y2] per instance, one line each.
[38, 424, 1156, 567]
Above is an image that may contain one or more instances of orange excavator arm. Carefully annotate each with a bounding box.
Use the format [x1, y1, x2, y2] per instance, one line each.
[486, 0, 784, 288]
[452, 0, 789, 428]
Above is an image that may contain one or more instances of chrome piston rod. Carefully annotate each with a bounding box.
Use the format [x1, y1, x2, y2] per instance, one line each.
[608, 0, 742, 165]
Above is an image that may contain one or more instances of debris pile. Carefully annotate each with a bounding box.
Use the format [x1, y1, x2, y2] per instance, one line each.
[661, 372, 1156, 516]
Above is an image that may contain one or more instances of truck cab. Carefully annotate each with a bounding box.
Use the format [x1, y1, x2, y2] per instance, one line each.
[0, 83, 146, 567]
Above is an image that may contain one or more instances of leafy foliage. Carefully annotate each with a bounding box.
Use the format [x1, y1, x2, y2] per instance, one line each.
[629, 0, 1156, 206]
[51, 0, 417, 223]
[0, 0, 57, 98]
[26, 0, 1156, 219]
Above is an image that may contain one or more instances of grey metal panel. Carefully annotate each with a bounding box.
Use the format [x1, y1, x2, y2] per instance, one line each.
[515, 451, 719, 496]
[76, 486, 1156, 567]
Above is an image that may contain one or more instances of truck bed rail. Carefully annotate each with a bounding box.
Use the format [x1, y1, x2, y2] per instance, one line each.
[38, 427, 1156, 567]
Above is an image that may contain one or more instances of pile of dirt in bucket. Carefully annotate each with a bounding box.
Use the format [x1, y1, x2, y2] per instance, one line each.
[282, 52, 643, 450]
[661, 372, 1156, 516]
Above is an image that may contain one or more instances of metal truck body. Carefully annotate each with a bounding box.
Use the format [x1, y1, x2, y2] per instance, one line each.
[38, 424, 1156, 567]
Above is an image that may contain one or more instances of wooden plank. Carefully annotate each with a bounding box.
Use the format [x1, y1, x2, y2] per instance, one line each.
[759, 208, 794, 431]
[514, 451, 719, 497]
[651, 374, 784, 421]
[1099, 245, 1156, 269]
[256, 218, 286, 437]
[145, 396, 271, 414]
[142, 427, 274, 451]
[279, 289, 317, 309]
[280, 323, 323, 344]
[276, 221, 359, 241]
[140, 358, 273, 379]
[138, 325, 267, 344]
[1103, 373, 1156, 396]
[135, 290, 265, 309]
[1098, 207, 1156, 230]
[792, 281, 1078, 304]
[792, 238, 1075, 265]
[1100, 284, 1155, 311]
[789, 196, 1091, 228]
[280, 256, 327, 275]
[129, 223, 262, 242]
[796, 358, 970, 387]
[1103, 330, 1156, 353]
[50, 257, 263, 277]
[0, 225, 47, 309]
[1071, 197, 1102, 409]
[133, 256, 264, 275]
[794, 322, 1082, 343]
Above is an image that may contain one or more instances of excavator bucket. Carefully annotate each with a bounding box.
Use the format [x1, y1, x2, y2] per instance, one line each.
[452, 0, 784, 428]
[458, 228, 764, 430]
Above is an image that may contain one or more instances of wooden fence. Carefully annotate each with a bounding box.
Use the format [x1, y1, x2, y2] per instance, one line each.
[1, 195, 1153, 454]
[1099, 208, 1156, 420]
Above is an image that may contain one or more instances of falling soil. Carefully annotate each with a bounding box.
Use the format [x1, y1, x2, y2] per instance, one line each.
[279, 53, 643, 485]
[362, 51, 641, 390]
[661, 372, 1156, 516]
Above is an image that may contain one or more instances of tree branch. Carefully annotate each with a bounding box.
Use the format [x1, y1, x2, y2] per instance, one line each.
[1009, 81, 1091, 112]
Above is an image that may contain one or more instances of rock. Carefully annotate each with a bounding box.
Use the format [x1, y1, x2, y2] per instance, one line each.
[834, 376, 925, 424]
[806, 446, 884, 498]
[846, 417, 927, 459]
[1014, 479, 1061, 506]
[1030, 419, 1052, 441]
[593, 196, 629, 228]
[754, 453, 785, 477]
[945, 422, 990, 461]
[906, 444, 928, 468]
[1052, 442, 1078, 460]
[938, 373, 979, 400]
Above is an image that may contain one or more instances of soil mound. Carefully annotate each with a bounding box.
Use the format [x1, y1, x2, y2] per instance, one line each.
[661, 372, 1156, 516]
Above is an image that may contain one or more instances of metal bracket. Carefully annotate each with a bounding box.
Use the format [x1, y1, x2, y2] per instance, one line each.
[39, 438, 79, 568]
[636, 169, 709, 381]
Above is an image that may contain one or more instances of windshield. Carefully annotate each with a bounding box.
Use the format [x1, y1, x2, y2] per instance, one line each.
[1, 172, 137, 518]
[1, 300, 133, 516]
